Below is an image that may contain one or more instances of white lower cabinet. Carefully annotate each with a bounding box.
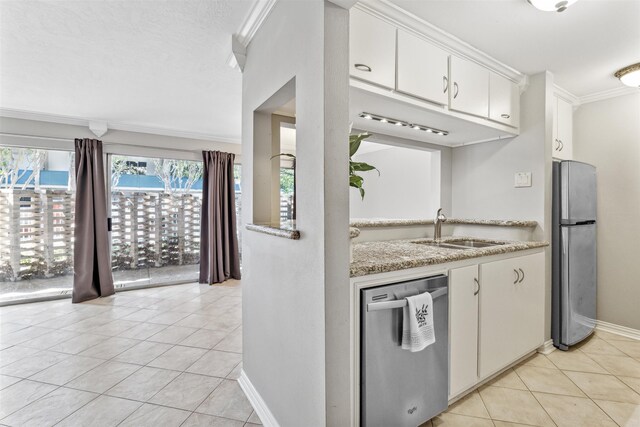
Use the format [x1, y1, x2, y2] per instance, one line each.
[449, 252, 545, 396]
[478, 252, 545, 379]
[449, 265, 479, 398]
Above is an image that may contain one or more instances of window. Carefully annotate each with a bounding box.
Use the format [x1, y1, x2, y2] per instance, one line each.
[0, 146, 75, 303]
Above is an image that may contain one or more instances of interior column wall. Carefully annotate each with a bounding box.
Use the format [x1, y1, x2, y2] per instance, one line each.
[241, 1, 350, 425]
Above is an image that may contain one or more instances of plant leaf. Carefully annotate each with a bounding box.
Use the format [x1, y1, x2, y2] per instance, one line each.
[349, 133, 371, 157]
[350, 161, 378, 174]
[349, 174, 363, 188]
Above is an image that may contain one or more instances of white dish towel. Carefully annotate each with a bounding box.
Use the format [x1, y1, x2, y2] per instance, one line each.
[401, 291, 436, 352]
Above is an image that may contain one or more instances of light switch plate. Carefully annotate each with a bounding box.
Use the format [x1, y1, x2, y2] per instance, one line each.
[515, 172, 532, 188]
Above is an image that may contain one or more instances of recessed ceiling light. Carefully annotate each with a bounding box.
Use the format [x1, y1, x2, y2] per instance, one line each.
[527, 0, 578, 12]
[615, 63, 640, 88]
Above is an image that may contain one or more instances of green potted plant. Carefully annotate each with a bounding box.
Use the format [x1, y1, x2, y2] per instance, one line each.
[349, 132, 379, 199]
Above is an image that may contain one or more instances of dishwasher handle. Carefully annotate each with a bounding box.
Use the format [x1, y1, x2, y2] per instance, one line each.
[367, 287, 447, 312]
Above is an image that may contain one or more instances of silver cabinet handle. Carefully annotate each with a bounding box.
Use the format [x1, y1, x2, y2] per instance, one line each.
[453, 82, 459, 99]
[501, 114, 510, 119]
[555, 139, 561, 150]
[443, 76, 448, 93]
[513, 269, 519, 284]
[354, 63, 372, 72]
[559, 140, 564, 151]
[474, 277, 480, 296]
[519, 268, 525, 283]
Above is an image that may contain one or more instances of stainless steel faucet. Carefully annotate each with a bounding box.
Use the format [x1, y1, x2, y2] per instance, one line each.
[434, 208, 447, 242]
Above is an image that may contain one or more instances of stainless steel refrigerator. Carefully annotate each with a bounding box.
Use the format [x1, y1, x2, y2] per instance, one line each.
[552, 160, 597, 350]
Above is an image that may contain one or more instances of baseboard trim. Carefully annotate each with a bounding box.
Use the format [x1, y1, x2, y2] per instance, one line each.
[537, 339, 556, 355]
[238, 369, 280, 427]
[596, 320, 640, 341]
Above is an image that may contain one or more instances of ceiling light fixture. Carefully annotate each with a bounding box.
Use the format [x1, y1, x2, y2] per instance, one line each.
[614, 63, 640, 88]
[358, 113, 448, 136]
[527, 0, 578, 12]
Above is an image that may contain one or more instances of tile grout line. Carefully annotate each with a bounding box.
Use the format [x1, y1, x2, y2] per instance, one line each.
[511, 358, 559, 427]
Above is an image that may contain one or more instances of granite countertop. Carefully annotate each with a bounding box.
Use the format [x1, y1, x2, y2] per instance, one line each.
[350, 218, 538, 228]
[350, 236, 548, 277]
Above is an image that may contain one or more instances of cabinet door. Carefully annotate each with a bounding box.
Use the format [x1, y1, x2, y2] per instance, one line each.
[349, 9, 396, 89]
[479, 252, 545, 379]
[449, 56, 489, 118]
[556, 96, 574, 159]
[489, 72, 520, 128]
[449, 265, 480, 398]
[397, 30, 449, 105]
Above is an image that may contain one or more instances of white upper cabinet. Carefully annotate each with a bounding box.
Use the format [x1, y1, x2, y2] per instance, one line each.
[553, 95, 574, 160]
[489, 73, 520, 128]
[349, 9, 396, 89]
[396, 30, 449, 105]
[449, 56, 490, 118]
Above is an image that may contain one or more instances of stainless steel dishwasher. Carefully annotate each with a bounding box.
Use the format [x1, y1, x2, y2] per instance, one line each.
[361, 275, 448, 427]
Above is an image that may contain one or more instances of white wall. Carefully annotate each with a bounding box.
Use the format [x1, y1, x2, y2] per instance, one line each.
[574, 92, 640, 330]
[241, 2, 350, 426]
[451, 74, 550, 230]
[349, 144, 439, 219]
[451, 72, 554, 337]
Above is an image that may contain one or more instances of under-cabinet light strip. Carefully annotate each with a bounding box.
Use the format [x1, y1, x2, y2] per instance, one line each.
[358, 112, 449, 136]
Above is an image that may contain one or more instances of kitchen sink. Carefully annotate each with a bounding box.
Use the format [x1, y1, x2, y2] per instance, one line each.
[445, 239, 505, 248]
[412, 239, 505, 249]
[412, 242, 470, 250]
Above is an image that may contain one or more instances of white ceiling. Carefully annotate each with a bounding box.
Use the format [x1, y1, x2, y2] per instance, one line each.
[0, 0, 254, 142]
[1, 0, 637, 144]
[389, 0, 640, 97]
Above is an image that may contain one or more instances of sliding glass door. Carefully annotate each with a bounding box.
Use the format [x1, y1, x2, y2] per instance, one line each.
[109, 154, 204, 290]
[0, 146, 75, 303]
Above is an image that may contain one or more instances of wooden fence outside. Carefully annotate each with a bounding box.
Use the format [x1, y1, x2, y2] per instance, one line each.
[0, 190, 209, 282]
[110, 192, 202, 270]
[0, 189, 75, 281]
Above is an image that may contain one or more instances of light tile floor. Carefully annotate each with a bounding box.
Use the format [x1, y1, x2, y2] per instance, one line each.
[2, 282, 640, 426]
[0, 280, 261, 427]
[423, 330, 640, 427]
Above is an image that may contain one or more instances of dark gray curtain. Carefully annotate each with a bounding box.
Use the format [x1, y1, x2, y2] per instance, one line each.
[199, 151, 241, 284]
[73, 139, 114, 303]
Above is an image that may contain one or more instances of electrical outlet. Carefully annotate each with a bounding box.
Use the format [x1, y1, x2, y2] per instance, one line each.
[515, 172, 532, 188]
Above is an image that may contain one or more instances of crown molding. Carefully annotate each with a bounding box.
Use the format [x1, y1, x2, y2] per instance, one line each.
[553, 84, 639, 107]
[0, 108, 241, 144]
[579, 86, 639, 105]
[226, 0, 278, 70]
[356, 0, 526, 85]
[553, 84, 580, 106]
